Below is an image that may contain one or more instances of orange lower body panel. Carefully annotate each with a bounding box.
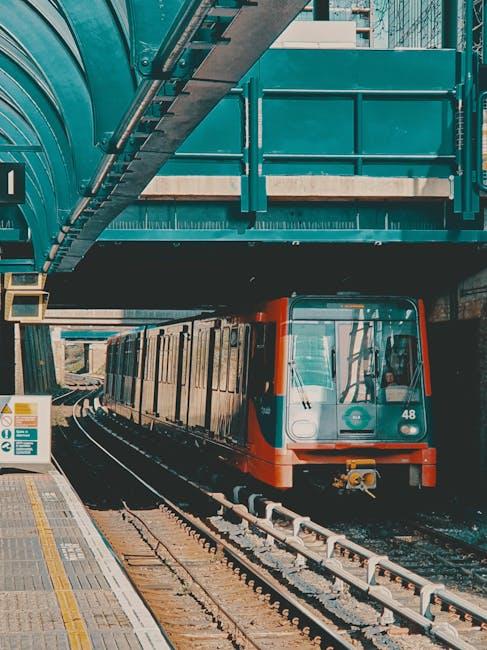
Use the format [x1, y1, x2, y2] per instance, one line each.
[239, 444, 438, 489]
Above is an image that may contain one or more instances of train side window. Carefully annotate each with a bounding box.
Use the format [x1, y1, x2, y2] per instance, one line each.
[220, 328, 230, 390]
[212, 329, 221, 390]
[181, 331, 188, 386]
[167, 336, 172, 383]
[171, 332, 179, 384]
[168, 335, 173, 383]
[151, 338, 157, 381]
[162, 334, 171, 384]
[155, 336, 162, 382]
[238, 325, 251, 395]
[168, 336, 173, 384]
[202, 330, 209, 389]
[170, 335, 177, 384]
[161, 336, 167, 383]
[197, 331, 203, 389]
[147, 339, 152, 380]
[143, 339, 148, 380]
[200, 331, 206, 388]
[249, 323, 276, 397]
[149, 339, 154, 381]
[228, 327, 239, 393]
[194, 331, 201, 388]
[133, 338, 139, 378]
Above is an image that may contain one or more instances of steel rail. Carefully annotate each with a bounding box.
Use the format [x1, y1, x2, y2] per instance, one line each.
[51, 388, 77, 404]
[66, 396, 354, 649]
[122, 506, 261, 650]
[413, 520, 487, 561]
[123, 502, 354, 648]
[79, 405, 487, 650]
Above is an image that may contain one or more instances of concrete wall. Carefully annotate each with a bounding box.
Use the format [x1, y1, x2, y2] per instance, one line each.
[51, 327, 65, 387]
[427, 268, 487, 500]
[88, 342, 106, 376]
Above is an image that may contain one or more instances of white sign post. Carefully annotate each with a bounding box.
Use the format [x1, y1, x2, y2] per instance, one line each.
[0, 396, 51, 465]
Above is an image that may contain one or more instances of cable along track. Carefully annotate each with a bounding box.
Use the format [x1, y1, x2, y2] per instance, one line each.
[64, 399, 487, 649]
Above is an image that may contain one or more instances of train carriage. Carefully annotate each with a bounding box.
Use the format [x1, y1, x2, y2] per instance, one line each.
[104, 295, 436, 493]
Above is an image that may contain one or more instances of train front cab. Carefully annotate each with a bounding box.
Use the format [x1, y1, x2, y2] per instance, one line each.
[247, 297, 436, 493]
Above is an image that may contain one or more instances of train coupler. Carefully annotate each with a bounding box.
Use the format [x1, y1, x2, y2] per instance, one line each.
[332, 459, 379, 498]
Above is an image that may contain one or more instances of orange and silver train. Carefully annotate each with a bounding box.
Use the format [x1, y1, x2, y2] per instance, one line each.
[104, 295, 436, 494]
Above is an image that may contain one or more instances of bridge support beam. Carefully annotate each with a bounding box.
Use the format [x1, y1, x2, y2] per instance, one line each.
[442, 0, 458, 49]
[313, 0, 330, 20]
[88, 342, 106, 376]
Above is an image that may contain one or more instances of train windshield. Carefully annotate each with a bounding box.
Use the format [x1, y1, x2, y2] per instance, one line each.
[290, 322, 335, 404]
[291, 320, 420, 404]
[288, 300, 425, 441]
[376, 320, 420, 404]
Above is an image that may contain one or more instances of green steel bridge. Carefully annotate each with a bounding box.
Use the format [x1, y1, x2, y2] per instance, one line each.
[0, 0, 485, 274]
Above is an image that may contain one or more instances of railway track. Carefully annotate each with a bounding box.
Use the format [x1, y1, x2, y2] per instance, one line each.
[51, 393, 487, 649]
[411, 521, 487, 587]
[325, 518, 487, 597]
[53, 391, 353, 650]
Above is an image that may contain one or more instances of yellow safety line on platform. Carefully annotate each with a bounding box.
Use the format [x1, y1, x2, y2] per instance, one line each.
[25, 478, 92, 650]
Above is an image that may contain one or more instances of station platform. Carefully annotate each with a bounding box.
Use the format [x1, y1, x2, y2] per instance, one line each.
[0, 467, 169, 649]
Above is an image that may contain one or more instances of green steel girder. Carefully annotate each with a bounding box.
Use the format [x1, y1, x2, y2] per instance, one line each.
[49, 0, 310, 271]
[101, 229, 487, 243]
[101, 200, 487, 244]
[0, 1, 99, 180]
[0, 0, 309, 272]
[0, 101, 55, 248]
[0, 43, 79, 212]
[0, 70, 74, 223]
[2, 0, 484, 272]
[0, 111, 54, 246]
[126, 0, 188, 77]
[54, 0, 136, 144]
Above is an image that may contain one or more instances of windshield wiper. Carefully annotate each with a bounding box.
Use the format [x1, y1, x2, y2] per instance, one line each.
[289, 360, 311, 410]
[405, 361, 422, 408]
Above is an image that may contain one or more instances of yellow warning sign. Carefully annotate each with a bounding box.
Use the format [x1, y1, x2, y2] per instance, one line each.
[14, 403, 37, 416]
[1, 404, 11, 414]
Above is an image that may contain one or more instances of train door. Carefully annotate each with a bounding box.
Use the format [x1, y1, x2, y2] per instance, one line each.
[152, 333, 162, 416]
[233, 324, 251, 446]
[178, 325, 192, 426]
[174, 327, 188, 424]
[336, 320, 377, 437]
[204, 328, 216, 431]
[188, 324, 210, 428]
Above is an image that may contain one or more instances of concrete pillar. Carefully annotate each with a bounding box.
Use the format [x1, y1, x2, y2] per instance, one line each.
[442, 0, 458, 49]
[88, 342, 106, 376]
[82, 343, 90, 374]
[50, 327, 65, 387]
[0, 320, 15, 395]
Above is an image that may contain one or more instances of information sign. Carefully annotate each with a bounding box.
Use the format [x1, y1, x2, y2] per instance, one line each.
[0, 163, 25, 204]
[0, 396, 51, 465]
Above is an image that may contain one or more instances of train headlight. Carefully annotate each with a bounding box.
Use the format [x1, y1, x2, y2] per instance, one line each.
[399, 424, 420, 435]
[291, 420, 316, 438]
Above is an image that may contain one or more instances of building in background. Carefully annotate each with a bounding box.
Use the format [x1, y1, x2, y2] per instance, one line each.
[388, 0, 483, 55]
[297, 0, 375, 47]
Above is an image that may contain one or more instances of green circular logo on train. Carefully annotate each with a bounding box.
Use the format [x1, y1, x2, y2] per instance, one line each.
[343, 406, 372, 430]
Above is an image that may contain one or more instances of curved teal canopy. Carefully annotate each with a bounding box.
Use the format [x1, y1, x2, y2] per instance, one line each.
[0, 0, 307, 272]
